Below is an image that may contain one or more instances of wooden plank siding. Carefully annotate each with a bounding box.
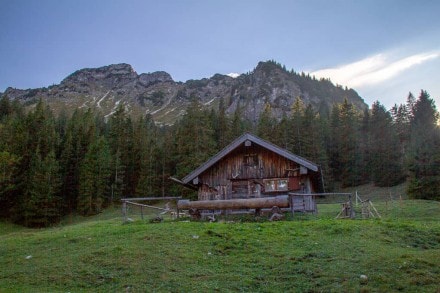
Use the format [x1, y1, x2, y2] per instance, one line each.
[199, 144, 297, 186]
[197, 143, 312, 201]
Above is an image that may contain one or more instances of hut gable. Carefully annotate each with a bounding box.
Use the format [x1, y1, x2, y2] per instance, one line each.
[180, 133, 321, 201]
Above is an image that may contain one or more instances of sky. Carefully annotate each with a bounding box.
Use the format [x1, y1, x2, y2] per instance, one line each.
[1, 0, 439, 109]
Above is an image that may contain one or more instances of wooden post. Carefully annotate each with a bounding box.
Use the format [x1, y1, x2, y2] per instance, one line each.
[122, 201, 127, 222]
[289, 194, 295, 216]
[313, 195, 318, 215]
[176, 199, 180, 219]
[140, 205, 144, 220]
[349, 194, 355, 219]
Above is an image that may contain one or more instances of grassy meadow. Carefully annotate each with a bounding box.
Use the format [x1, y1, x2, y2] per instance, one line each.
[0, 184, 439, 292]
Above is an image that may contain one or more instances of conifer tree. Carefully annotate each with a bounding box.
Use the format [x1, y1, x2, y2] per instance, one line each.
[288, 97, 306, 155]
[0, 95, 13, 121]
[276, 114, 291, 150]
[300, 104, 331, 192]
[134, 115, 161, 197]
[78, 136, 111, 215]
[369, 101, 405, 186]
[407, 91, 440, 200]
[315, 112, 334, 191]
[328, 104, 342, 181]
[108, 104, 129, 200]
[229, 100, 246, 140]
[257, 102, 276, 141]
[337, 99, 364, 187]
[59, 109, 96, 212]
[214, 97, 230, 149]
[174, 97, 216, 182]
[14, 149, 62, 227]
[391, 102, 411, 156]
[0, 151, 19, 216]
[360, 108, 371, 182]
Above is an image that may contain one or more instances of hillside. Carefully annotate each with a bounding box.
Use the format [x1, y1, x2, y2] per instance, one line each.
[1, 197, 439, 292]
[2, 61, 367, 125]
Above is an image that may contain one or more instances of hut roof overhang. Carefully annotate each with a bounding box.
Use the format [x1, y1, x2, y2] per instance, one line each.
[181, 133, 319, 184]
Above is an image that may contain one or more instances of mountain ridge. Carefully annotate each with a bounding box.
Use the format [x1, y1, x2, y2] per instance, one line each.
[2, 60, 367, 125]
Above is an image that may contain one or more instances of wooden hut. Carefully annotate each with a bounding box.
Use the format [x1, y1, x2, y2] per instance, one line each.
[173, 133, 321, 214]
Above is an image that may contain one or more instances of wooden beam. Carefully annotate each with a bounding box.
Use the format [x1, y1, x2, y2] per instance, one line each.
[121, 196, 182, 201]
[168, 177, 198, 190]
[289, 192, 352, 196]
[124, 201, 169, 211]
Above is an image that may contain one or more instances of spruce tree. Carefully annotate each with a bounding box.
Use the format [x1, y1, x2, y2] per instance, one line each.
[229, 100, 246, 140]
[15, 149, 62, 227]
[329, 104, 342, 181]
[215, 97, 230, 149]
[257, 102, 276, 141]
[391, 102, 411, 156]
[134, 115, 161, 197]
[78, 136, 111, 215]
[289, 97, 306, 155]
[407, 91, 440, 200]
[59, 109, 96, 212]
[369, 102, 405, 186]
[337, 99, 364, 187]
[0, 95, 13, 121]
[174, 97, 216, 184]
[0, 151, 19, 216]
[108, 104, 129, 200]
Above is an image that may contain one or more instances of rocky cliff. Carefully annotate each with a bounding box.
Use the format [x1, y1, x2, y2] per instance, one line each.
[2, 61, 367, 125]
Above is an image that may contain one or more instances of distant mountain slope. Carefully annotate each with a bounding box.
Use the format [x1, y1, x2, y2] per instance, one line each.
[2, 61, 367, 124]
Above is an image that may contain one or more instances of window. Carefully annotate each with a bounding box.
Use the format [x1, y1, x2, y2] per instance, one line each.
[278, 179, 288, 190]
[264, 178, 288, 192]
[265, 180, 276, 192]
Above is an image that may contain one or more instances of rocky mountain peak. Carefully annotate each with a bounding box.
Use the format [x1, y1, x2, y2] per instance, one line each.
[138, 71, 173, 87]
[61, 63, 137, 85]
[254, 61, 285, 75]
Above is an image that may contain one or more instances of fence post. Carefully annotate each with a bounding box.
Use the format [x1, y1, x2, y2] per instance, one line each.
[289, 194, 295, 216]
[122, 201, 127, 222]
[349, 194, 355, 219]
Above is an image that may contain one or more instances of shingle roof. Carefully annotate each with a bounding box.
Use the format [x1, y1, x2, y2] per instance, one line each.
[182, 133, 319, 184]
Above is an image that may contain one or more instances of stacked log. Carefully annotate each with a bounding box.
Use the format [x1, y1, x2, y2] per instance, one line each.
[177, 195, 289, 210]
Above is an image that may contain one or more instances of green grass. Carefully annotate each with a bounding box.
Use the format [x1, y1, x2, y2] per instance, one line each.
[1, 190, 439, 292]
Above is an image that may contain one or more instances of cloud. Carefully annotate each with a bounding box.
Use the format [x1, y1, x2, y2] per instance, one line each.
[226, 72, 240, 78]
[311, 51, 439, 89]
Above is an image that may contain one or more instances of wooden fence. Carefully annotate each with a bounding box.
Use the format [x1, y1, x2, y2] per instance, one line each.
[121, 197, 182, 222]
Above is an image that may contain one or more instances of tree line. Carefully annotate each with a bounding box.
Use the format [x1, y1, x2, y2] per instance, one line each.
[0, 90, 439, 227]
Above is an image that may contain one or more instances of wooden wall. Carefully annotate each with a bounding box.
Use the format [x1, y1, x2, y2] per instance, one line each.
[197, 143, 315, 200]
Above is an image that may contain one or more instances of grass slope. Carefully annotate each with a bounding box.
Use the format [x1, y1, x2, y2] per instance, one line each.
[1, 196, 439, 292]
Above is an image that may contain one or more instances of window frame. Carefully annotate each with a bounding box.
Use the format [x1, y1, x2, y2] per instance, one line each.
[263, 178, 289, 192]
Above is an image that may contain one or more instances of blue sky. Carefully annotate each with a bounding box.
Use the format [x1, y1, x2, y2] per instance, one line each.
[1, 0, 439, 109]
